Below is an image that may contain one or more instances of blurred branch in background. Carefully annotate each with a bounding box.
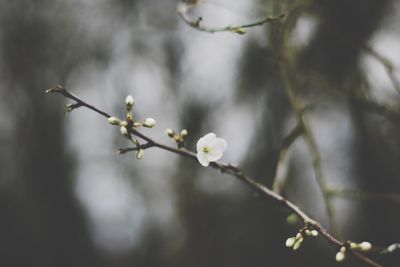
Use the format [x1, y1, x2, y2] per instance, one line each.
[177, 1, 285, 34]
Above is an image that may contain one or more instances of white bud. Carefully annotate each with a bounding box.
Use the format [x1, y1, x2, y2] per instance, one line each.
[340, 246, 346, 253]
[119, 121, 128, 127]
[305, 229, 311, 236]
[335, 251, 345, 262]
[166, 128, 175, 138]
[120, 126, 129, 137]
[107, 117, 121, 125]
[359, 242, 372, 251]
[310, 230, 318, 237]
[292, 237, 303, 250]
[349, 242, 357, 249]
[285, 237, 295, 248]
[388, 243, 400, 252]
[143, 118, 156, 128]
[125, 95, 134, 109]
[180, 129, 188, 137]
[136, 149, 144, 159]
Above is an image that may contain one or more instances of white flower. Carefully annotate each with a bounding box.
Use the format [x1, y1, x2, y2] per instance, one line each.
[196, 133, 227, 167]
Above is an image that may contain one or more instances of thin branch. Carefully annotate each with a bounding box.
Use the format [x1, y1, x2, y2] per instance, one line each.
[46, 85, 382, 267]
[272, 123, 303, 193]
[362, 45, 400, 95]
[279, 8, 338, 236]
[46, 85, 111, 118]
[318, 15, 400, 95]
[177, 2, 285, 34]
[352, 94, 400, 124]
[327, 188, 400, 203]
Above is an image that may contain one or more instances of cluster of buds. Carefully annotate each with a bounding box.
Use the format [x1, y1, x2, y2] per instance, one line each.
[335, 246, 347, 262]
[285, 228, 318, 251]
[166, 128, 188, 148]
[335, 241, 372, 263]
[107, 95, 157, 159]
[349, 241, 372, 252]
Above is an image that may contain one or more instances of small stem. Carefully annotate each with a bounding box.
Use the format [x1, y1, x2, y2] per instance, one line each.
[177, 2, 285, 34]
[272, 123, 303, 193]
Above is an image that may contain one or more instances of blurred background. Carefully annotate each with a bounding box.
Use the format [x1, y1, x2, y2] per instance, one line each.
[0, 0, 399, 266]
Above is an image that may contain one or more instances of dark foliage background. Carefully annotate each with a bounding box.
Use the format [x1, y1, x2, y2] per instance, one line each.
[0, 0, 399, 266]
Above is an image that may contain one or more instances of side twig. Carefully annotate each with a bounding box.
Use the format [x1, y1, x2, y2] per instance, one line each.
[177, 1, 285, 34]
[272, 123, 303, 193]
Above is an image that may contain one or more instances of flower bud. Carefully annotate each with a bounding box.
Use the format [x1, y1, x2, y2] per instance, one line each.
[359, 242, 372, 251]
[231, 27, 246, 34]
[388, 243, 400, 252]
[166, 128, 175, 138]
[310, 230, 318, 237]
[119, 121, 128, 127]
[292, 237, 303, 250]
[335, 251, 345, 262]
[108, 117, 121, 125]
[285, 237, 295, 248]
[125, 95, 134, 110]
[136, 149, 144, 159]
[180, 129, 188, 137]
[143, 118, 156, 128]
[120, 126, 129, 137]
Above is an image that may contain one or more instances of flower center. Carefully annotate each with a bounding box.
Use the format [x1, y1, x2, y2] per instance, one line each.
[203, 146, 210, 153]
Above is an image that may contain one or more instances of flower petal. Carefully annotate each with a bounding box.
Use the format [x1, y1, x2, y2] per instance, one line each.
[196, 133, 216, 152]
[197, 152, 210, 167]
[206, 150, 223, 162]
[203, 133, 216, 144]
[211, 138, 227, 152]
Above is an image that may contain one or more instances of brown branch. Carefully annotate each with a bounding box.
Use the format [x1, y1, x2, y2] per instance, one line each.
[46, 85, 382, 267]
[177, 2, 285, 34]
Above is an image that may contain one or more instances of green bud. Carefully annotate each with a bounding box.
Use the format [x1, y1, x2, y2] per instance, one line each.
[136, 149, 144, 159]
[180, 129, 188, 137]
[166, 128, 175, 138]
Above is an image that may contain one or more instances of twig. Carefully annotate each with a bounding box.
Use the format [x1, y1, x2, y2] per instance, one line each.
[279, 8, 338, 236]
[327, 188, 400, 203]
[46, 85, 382, 267]
[177, 2, 285, 34]
[362, 45, 400, 94]
[272, 123, 303, 193]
